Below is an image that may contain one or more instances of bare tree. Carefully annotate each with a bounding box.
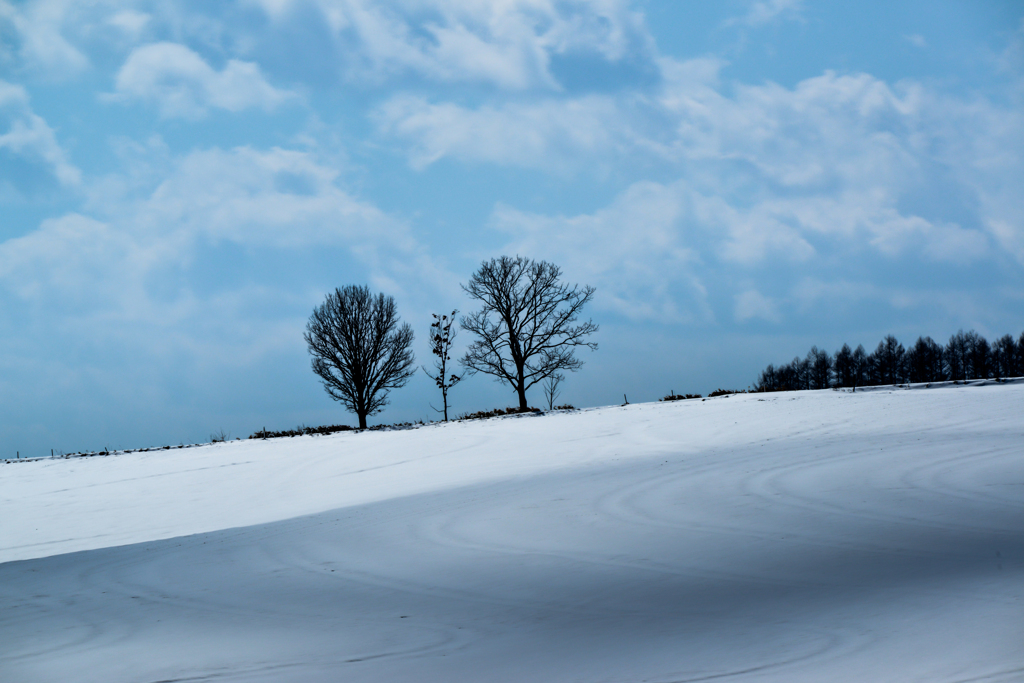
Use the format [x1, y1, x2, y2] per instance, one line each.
[833, 344, 855, 388]
[423, 311, 462, 422]
[543, 373, 564, 410]
[945, 329, 970, 381]
[304, 285, 416, 429]
[807, 346, 833, 389]
[992, 334, 1018, 379]
[1019, 331, 1024, 377]
[872, 335, 907, 385]
[907, 336, 945, 383]
[755, 363, 779, 392]
[789, 355, 810, 390]
[461, 256, 597, 410]
[967, 332, 991, 379]
[851, 344, 868, 391]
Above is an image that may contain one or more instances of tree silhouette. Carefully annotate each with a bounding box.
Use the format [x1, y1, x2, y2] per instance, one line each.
[807, 346, 833, 389]
[543, 373, 564, 410]
[907, 336, 945, 383]
[423, 311, 462, 422]
[304, 285, 416, 429]
[461, 256, 597, 410]
[945, 330, 971, 381]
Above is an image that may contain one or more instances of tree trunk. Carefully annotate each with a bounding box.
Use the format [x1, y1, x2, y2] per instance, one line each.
[358, 412, 367, 429]
[516, 383, 528, 411]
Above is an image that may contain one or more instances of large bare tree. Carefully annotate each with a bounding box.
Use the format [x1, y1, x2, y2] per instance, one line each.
[460, 256, 597, 410]
[304, 285, 415, 429]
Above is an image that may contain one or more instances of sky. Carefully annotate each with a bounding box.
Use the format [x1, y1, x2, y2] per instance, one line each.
[1, 0, 1022, 455]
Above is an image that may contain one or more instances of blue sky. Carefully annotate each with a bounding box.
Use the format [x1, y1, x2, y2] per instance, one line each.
[1, 0, 1022, 454]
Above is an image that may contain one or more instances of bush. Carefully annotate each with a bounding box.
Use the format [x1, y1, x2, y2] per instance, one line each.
[250, 423, 355, 439]
[661, 393, 701, 402]
[457, 406, 541, 421]
[708, 388, 745, 397]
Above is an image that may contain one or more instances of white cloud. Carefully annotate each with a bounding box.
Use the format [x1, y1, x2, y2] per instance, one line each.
[0, 141, 462, 419]
[112, 43, 296, 119]
[490, 181, 709, 322]
[714, 192, 990, 265]
[904, 34, 927, 49]
[140, 145, 409, 249]
[0, 145, 415, 320]
[0, 0, 90, 75]
[407, 57, 1019, 268]
[248, 0, 649, 89]
[790, 277, 875, 313]
[381, 60, 935, 193]
[0, 79, 80, 186]
[996, 18, 1024, 80]
[663, 62, 1020, 263]
[107, 10, 150, 37]
[724, 0, 804, 28]
[658, 66, 929, 189]
[375, 94, 628, 170]
[734, 290, 780, 323]
[377, 57, 1010, 269]
[0, 213, 135, 307]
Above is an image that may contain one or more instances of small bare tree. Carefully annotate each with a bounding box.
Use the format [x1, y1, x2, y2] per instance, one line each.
[461, 256, 597, 410]
[543, 373, 564, 410]
[304, 285, 416, 429]
[423, 311, 462, 421]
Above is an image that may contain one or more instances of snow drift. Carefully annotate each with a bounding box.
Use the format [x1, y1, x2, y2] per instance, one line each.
[2, 384, 1022, 682]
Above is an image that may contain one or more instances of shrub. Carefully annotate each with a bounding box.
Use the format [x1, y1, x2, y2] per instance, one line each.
[661, 393, 701, 401]
[249, 423, 355, 440]
[457, 406, 541, 421]
[708, 388, 745, 397]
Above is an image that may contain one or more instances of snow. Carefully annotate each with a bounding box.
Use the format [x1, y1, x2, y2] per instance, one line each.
[2, 384, 1022, 682]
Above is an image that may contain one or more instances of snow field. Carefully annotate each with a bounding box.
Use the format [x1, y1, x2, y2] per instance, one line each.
[1, 384, 1022, 681]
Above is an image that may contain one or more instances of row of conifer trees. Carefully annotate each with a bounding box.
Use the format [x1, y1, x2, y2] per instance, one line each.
[754, 329, 1024, 392]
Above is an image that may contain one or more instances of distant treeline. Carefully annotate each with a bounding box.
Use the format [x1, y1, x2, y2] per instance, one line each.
[755, 329, 1024, 392]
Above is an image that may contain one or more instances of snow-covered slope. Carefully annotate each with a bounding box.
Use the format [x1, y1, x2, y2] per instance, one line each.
[2, 385, 1022, 682]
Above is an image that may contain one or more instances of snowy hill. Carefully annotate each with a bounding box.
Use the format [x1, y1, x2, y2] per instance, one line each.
[2, 384, 1022, 682]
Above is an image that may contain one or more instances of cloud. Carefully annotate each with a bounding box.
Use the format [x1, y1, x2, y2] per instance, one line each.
[0, 0, 90, 75]
[366, 48, 1019, 330]
[0, 79, 80, 187]
[490, 181, 709, 323]
[662, 61, 1021, 263]
[484, 175, 995, 329]
[734, 290, 780, 323]
[379, 60, 932, 193]
[375, 94, 628, 171]
[724, 0, 804, 28]
[107, 9, 150, 37]
[0, 141, 461, 441]
[657, 66, 928, 189]
[996, 17, 1024, 80]
[0, 145, 415, 320]
[112, 42, 296, 119]
[377, 56, 1014, 269]
[0, 213, 135, 308]
[138, 145, 413, 250]
[248, 0, 650, 89]
[904, 34, 927, 49]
